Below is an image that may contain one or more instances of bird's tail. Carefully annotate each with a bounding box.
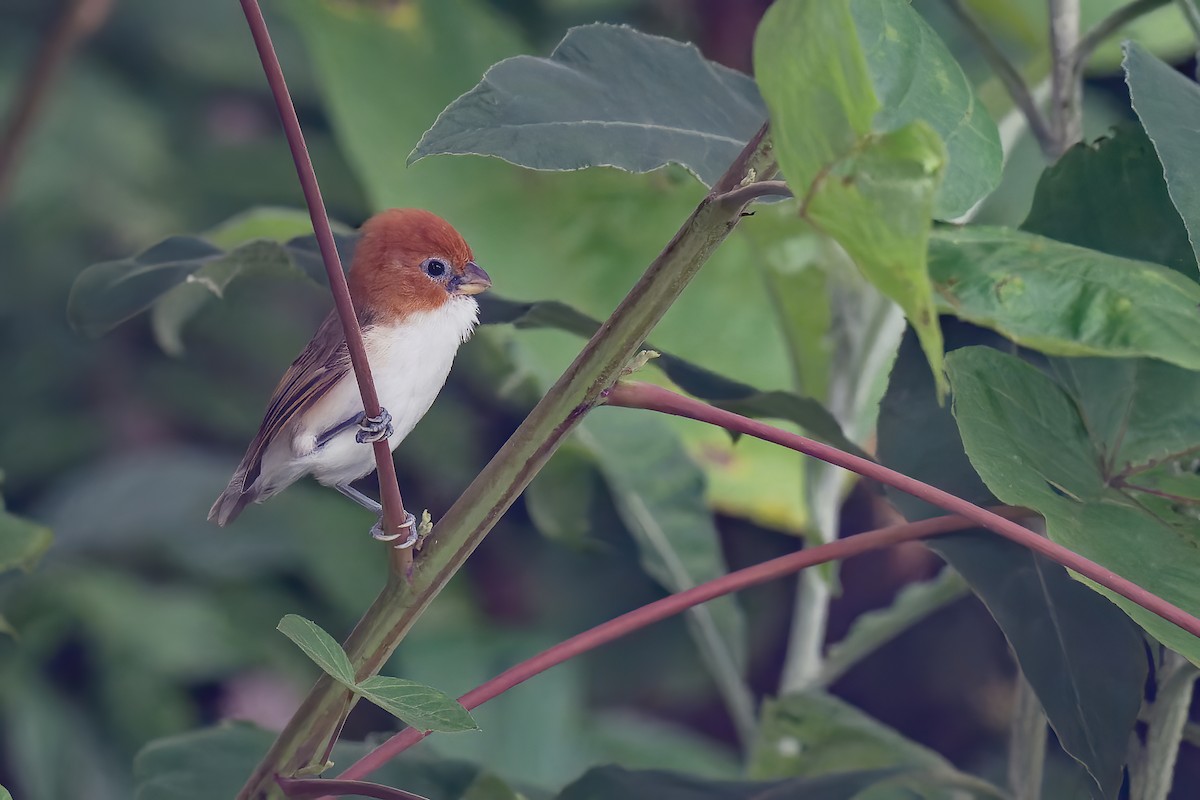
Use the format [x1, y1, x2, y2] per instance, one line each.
[208, 476, 258, 527]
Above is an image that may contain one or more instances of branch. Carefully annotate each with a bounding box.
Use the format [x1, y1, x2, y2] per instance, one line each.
[714, 179, 793, 207]
[333, 510, 1025, 783]
[237, 120, 777, 797]
[238, 0, 412, 561]
[276, 776, 428, 800]
[1131, 651, 1197, 800]
[605, 381, 1200, 639]
[1175, 0, 1200, 44]
[0, 0, 114, 206]
[1048, 0, 1084, 157]
[944, 0, 1056, 159]
[1075, 0, 1172, 75]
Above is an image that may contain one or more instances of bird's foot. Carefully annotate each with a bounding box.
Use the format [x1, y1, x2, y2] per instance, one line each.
[371, 510, 418, 549]
[355, 408, 394, 444]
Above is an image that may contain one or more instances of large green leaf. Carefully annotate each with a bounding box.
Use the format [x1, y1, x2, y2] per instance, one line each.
[1125, 42, 1200, 277]
[928, 226, 1200, 368]
[878, 323, 1149, 800]
[947, 346, 1200, 668]
[851, 0, 1002, 219]
[1022, 124, 1196, 277]
[410, 24, 766, 186]
[754, 0, 951, 396]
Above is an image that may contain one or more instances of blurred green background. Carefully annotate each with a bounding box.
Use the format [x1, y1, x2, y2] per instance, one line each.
[2, 0, 1198, 798]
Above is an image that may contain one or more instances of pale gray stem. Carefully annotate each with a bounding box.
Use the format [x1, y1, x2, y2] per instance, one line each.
[1049, 0, 1084, 157]
[1132, 651, 1198, 800]
[1008, 673, 1047, 800]
[945, 0, 1056, 159]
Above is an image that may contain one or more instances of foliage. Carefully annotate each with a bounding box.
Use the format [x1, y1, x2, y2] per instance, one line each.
[7, 0, 1200, 799]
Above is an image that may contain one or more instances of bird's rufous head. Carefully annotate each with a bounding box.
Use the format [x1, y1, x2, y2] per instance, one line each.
[347, 208, 491, 322]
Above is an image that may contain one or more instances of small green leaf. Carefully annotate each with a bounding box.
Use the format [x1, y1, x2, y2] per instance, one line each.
[276, 614, 357, 687]
[817, 568, 969, 687]
[1126, 42, 1200, 275]
[851, 0, 1001, 219]
[929, 226, 1200, 368]
[0, 784, 11, 800]
[410, 24, 766, 186]
[749, 692, 948, 780]
[355, 675, 478, 733]
[805, 122, 947, 397]
[0, 509, 52, 574]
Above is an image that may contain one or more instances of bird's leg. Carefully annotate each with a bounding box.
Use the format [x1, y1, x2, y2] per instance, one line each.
[334, 482, 381, 513]
[370, 511, 418, 549]
[355, 407, 393, 444]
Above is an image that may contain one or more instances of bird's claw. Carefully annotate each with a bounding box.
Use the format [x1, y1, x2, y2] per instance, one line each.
[355, 408, 394, 444]
[370, 511, 418, 549]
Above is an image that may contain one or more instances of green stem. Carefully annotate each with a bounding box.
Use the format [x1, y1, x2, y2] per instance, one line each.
[237, 125, 776, 799]
[1132, 651, 1197, 800]
[1048, 0, 1084, 157]
[1007, 674, 1047, 800]
[1174, 0, 1200, 40]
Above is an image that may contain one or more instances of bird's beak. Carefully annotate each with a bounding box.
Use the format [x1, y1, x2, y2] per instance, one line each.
[453, 261, 492, 296]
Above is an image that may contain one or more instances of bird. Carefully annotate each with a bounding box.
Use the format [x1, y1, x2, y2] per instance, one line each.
[208, 208, 491, 546]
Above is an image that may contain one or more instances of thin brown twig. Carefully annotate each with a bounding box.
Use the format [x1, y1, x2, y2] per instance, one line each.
[1048, 0, 1084, 156]
[606, 381, 1200, 639]
[277, 776, 429, 800]
[943, 0, 1056, 159]
[1074, 0, 1171, 76]
[333, 510, 1026, 784]
[238, 0, 412, 567]
[0, 0, 114, 206]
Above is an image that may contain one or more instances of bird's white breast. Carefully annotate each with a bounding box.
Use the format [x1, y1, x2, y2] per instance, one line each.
[289, 297, 479, 486]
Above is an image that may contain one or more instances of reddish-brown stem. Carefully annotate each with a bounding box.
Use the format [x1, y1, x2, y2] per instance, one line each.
[332, 510, 1024, 784]
[608, 381, 1200, 639]
[0, 0, 114, 206]
[238, 0, 411, 563]
[277, 776, 428, 800]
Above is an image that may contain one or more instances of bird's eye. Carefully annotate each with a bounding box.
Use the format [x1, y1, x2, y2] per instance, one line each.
[422, 258, 448, 278]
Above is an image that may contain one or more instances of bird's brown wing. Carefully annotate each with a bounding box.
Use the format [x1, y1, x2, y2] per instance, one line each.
[208, 311, 351, 524]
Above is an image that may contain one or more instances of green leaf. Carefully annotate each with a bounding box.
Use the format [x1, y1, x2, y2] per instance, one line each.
[276, 614, 356, 687]
[525, 443, 604, 546]
[806, 122, 947, 398]
[555, 765, 906, 800]
[878, 323, 1149, 800]
[578, 411, 751, 727]
[754, 0, 950, 396]
[0, 785, 11, 800]
[851, 0, 1002, 219]
[0, 508, 52, 574]
[817, 568, 970, 687]
[749, 692, 949, 780]
[411, 24, 766, 186]
[946, 346, 1200, 670]
[356, 675, 478, 733]
[67, 230, 348, 340]
[1022, 124, 1196, 277]
[929, 226, 1200, 368]
[1126, 41, 1200, 275]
